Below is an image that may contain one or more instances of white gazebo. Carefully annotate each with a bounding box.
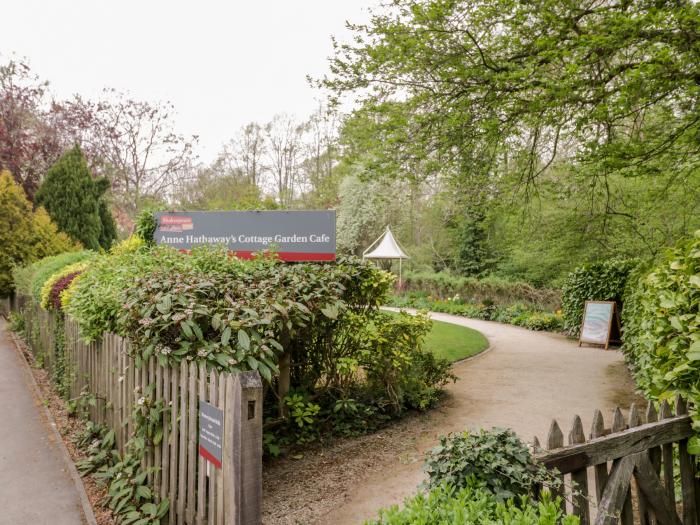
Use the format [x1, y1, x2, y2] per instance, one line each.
[362, 226, 409, 286]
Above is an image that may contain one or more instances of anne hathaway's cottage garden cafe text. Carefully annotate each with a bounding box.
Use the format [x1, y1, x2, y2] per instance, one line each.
[157, 234, 332, 245]
[153, 211, 336, 262]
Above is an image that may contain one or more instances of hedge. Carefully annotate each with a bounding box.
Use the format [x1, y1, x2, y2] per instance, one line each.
[387, 295, 563, 332]
[622, 232, 700, 454]
[561, 259, 639, 337]
[13, 250, 96, 302]
[15, 242, 457, 449]
[400, 271, 561, 310]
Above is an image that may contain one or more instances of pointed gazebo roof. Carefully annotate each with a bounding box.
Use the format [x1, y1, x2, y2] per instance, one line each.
[363, 227, 409, 260]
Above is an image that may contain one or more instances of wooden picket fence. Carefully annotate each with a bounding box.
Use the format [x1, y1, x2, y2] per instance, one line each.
[14, 297, 262, 525]
[534, 397, 700, 525]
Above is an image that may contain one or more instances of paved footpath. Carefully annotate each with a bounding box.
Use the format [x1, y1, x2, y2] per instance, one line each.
[0, 318, 86, 525]
[320, 309, 642, 524]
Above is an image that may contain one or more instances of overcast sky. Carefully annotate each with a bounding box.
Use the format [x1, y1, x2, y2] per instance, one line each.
[1, 0, 379, 162]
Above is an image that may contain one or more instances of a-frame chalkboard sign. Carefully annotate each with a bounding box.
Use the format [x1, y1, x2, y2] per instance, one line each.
[578, 301, 622, 350]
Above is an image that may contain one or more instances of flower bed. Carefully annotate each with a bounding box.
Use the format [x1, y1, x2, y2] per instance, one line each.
[387, 293, 563, 332]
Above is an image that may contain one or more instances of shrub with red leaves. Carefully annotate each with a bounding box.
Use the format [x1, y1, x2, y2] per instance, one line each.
[49, 271, 82, 310]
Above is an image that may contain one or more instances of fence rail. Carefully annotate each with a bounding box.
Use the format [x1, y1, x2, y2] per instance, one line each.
[14, 297, 262, 525]
[535, 399, 700, 525]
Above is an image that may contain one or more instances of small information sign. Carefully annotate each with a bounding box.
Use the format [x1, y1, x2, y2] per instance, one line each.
[199, 400, 223, 469]
[579, 300, 621, 350]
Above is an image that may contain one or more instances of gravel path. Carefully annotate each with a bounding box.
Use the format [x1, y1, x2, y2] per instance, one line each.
[324, 309, 641, 524]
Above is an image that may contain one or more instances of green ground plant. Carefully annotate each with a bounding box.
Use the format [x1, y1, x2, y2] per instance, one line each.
[423, 428, 560, 501]
[74, 384, 169, 524]
[367, 427, 573, 524]
[365, 483, 578, 525]
[8, 311, 25, 333]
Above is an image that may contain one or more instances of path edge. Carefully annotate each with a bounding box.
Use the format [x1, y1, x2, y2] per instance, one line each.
[5, 323, 98, 525]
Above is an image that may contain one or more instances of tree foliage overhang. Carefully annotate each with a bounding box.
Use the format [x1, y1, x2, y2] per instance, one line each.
[322, 0, 700, 190]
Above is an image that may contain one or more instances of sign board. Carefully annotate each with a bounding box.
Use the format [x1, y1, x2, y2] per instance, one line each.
[154, 211, 336, 262]
[579, 301, 621, 350]
[199, 400, 223, 468]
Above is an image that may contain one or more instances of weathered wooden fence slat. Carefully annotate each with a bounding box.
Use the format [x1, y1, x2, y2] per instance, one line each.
[569, 415, 590, 525]
[11, 301, 263, 525]
[536, 399, 699, 525]
[546, 419, 566, 513]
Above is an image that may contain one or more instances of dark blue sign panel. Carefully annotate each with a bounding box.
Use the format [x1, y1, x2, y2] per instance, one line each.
[154, 210, 336, 261]
[199, 400, 223, 468]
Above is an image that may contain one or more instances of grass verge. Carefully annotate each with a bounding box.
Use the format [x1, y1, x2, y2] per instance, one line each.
[387, 310, 489, 362]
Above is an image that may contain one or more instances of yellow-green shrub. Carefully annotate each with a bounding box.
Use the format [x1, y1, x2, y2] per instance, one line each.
[110, 235, 144, 256]
[0, 170, 82, 296]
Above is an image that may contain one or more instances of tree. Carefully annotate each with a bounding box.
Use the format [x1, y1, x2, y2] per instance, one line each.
[323, 0, 700, 195]
[298, 103, 340, 208]
[84, 90, 196, 217]
[266, 114, 304, 207]
[0, 60, 61, 199]
[98, 199, 118, 249]
[0, 169, 35, 294]
[223, 122, 267, 187]
[35, 145, 110, 250]
[175, 161, 276, 211]
[31, 206, 81, 259]
[0, 170, 78, 295]
[0, 60, 101, 200]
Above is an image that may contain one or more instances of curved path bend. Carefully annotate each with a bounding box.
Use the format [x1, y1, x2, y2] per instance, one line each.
[319, 309, 641, 524]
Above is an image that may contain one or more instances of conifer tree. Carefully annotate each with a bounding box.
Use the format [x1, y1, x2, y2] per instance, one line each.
[32, 206, 81, 258]
[98, 200, 118, 249]
[36, 144, 116, 250]
[0, 171, 83, 295]
[0, 170, 35, 294]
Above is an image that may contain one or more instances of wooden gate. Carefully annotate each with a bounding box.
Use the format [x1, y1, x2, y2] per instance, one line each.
[535, 396, 700, 525]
